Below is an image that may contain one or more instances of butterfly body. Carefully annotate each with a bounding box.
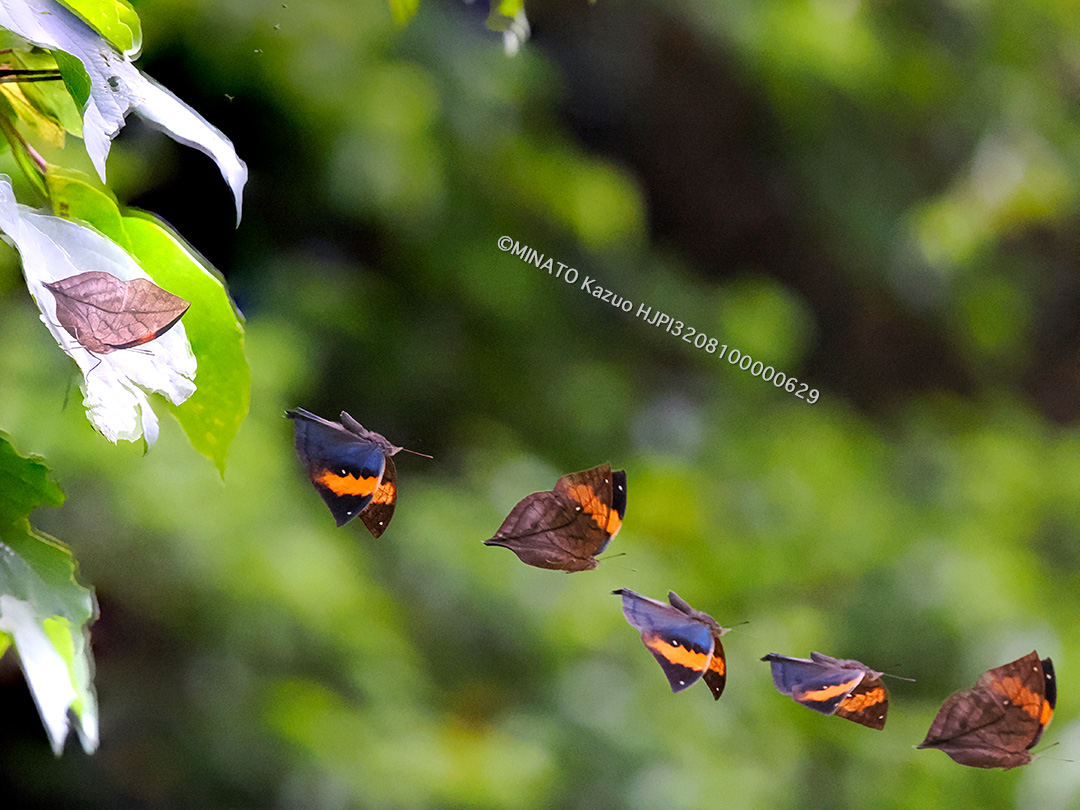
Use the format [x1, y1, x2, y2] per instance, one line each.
[917, 651, 1055, 769]
[287, 408, 404, 536]
[762, 652, 888, 729]
[484, 464, 626, 572]
[614, 588, 728, 699]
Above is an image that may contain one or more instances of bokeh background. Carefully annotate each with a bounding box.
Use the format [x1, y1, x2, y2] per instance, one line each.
[2, 0, 1080, 807]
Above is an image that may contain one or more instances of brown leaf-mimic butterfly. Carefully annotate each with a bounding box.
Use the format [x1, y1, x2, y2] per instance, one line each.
[483, 463, 626, 572]
[917, 650, 1055, 769]
[44, 271, 190, 355]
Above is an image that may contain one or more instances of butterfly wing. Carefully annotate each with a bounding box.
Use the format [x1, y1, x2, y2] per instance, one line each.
[973, 653, 1056, 749]
[700, 635, 727, 700]
[1033, 657, 1057, 748]
[44, 272, 189, 354]
[553, 464, 626, 556]
[484, 464, 627, 572]
[615, 588, 716, 695]
[667, 591, 727, 699]
[340, 411, 402, 454]
[359, 455, 397, 538]
[918, 651, 1054, 769]
[833, 673, 889, 730]
[763, 652, 881, 724]
[288, 408, 387, 527]
[918, 683, 1024, 767]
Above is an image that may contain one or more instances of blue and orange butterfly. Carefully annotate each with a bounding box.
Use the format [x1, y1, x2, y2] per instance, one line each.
[614, 588, 729, 699]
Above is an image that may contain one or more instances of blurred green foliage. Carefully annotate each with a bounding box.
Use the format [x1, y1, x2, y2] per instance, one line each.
[2, 0, 1080, 807]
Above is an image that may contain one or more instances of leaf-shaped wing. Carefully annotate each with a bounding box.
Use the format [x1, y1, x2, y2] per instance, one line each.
[45, 270, 189, 354]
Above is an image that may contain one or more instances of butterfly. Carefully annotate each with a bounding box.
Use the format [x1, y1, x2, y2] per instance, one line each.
[44, 271, 190, 355]
[483, 463, 626, 572]
[286, 408, 429, 536]
[614, 588, 729, 699]
[917, 650, 1055, 769]
[762, 651, 890, 729]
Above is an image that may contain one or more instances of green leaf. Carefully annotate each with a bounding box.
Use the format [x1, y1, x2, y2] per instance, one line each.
[0, 435, 97, 754]
[0, 435, 89, 624]
[52, 51, 91, 115]
[121, 212, 250, 474]
[0, 48, 82, 139]
[44, 166, 129, 249]
[0, 529, 92, 625]
[0, 434, 64, 528]
[0, 108, 47, 199]
[0, 82, 65, 147]
[56, 0, 142, 56]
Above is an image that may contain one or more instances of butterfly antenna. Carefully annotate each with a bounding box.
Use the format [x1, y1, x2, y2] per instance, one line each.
[400, 447, 434, 459]
[596, 551, 636, 573]
[597, 551, 627, 562]
[882, 672, 917, 683]
[1033, 742, 1071, 764]
[725, 621, 761, 640]
[882, 664, 917, 682]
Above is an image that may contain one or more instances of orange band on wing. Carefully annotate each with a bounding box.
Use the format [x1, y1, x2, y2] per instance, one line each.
[795, 676, 863, 703]
[839, 686, 885, 712]
[991, 676, 1043, 720]
[644, 634, 710, 671]
[566, 483, 620, 534]
[1041, 699, 1054, 727]
[371, 481, 396, 505]
[605, 511, 622, 536]
[708, 653, 726, 677]
[315, 469, 380, 497]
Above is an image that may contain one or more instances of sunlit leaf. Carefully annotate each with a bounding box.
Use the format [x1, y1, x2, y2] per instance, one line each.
[0, 46, 81, 138]
[55, 0, 141, 56]
[122, 211, 250, 474]
[0, 433, 63, 526]
[39, 167, 249, 468]
[44, 165, 126, 246]
[52, 50, 90, 111]
[0, 76, 66, 146]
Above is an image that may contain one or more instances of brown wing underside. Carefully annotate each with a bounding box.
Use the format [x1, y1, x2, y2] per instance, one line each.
[483, 491, 602, 571]
[359, 456, 397, 538]
[45, 271, 189, 354]
[918, 652, 1051, 769]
